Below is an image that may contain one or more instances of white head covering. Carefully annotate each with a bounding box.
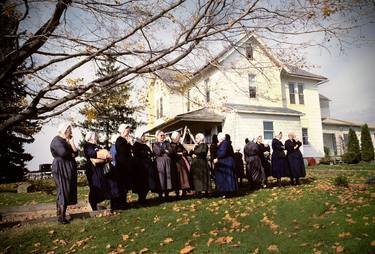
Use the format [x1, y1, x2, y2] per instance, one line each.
[57, 122, 72, 135]
[171, 131, 181, 142]
[110, 133, 119, 144]
[118, 124, 132, 134]
[134, 126, 147, 140]
[85, 131, 96, 142]
[195, 133, 205, 143]
[217, 132, 225, 142]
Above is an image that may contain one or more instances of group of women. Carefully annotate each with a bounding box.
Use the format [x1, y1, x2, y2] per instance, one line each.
[50, 122, 305, 224]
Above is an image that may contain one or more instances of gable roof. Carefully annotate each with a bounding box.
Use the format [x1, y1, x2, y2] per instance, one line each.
[322, 117, 375, 129]
[319, 94, 331, 101]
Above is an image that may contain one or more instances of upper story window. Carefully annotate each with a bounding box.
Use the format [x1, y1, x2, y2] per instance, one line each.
[298, 83, 304, 104]
[302, 128, 308, 145]
[204, 78, 210, 103]
[186, 90, 190, 112]
[263, 121, 274, 140]
[289, 82, 296, 104]
[156, 97, 163, 119]
[248, 74, 256, 98]
[246, 44, 253, 59]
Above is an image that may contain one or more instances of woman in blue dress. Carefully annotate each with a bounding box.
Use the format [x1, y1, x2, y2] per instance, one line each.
[213, 132, 237, 193]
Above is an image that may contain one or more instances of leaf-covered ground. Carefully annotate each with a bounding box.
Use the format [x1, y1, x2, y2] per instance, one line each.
[0, 165, 374, 254]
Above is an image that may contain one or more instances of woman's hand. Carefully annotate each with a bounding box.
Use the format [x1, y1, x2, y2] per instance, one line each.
[213, 158, 218, 164]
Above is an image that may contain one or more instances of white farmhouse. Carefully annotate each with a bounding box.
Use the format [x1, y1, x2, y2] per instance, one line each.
[146, 33, 374, 159]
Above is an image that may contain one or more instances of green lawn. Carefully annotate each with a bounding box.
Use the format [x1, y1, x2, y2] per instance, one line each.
[0, 165, 374, 254]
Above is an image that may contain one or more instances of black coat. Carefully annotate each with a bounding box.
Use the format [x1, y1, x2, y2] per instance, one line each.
[244, 142, 264, 183]
[115, 136, 134, 193]
[271, 138, 289, 178]
[285, 139, 306, 178]
[257, 143, 271, 177]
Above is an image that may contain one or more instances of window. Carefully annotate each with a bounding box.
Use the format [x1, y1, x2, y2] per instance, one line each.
[246, 44, 253, 59]
[156, 100, 159, 119]
[205, 78, 210, 103]
[187, 90, 190, 112]
[298, 83, 304, 104]
[263, 121, 274, 140]
[159, 97, 163, 117]
[248, 74, 256, 98]
[343, 133, 349, 145]
[289, 83, 296, 104]
[302, 128, 308, 145]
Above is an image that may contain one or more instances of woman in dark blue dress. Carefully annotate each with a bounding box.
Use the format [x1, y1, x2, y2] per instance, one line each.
[285, 132, 306, 185]
[50, 122, 78, 224]
[213, 133, 237, 193]
[271, 132, 289, 187]
[83, 132, 112, 211]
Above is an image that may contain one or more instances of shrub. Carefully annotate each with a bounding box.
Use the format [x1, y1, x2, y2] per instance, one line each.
[334, 175, 349, 187]
[342, 128, 360, 164]
[360, 124, 374, 162]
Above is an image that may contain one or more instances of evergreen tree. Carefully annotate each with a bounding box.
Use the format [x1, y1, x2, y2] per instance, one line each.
[78, 57, 140, 148]
[0, 5, 40, 182]
[360, 123, 374, 162]
[342, 128, 361, 164]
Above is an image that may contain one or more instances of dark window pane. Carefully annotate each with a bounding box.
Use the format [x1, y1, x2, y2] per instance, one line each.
[263, 121, 274, 139]
[302, 128, 308, 145]
[298, 84, 304, 104]
[246, 45, 253, 59]
[289, 83, 295, 104]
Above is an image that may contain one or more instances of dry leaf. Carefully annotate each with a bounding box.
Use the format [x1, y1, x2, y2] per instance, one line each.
[336, 245, 344, 253]
[267, 244, 279, 252]
[122, 234, 129, 241]
[370, 240, 375, 246]
[314, 251, 322, 254]
[139, 247, 149, 253]
[215, 236, 233, 244]
[180, 245, 194, 254]
[252, 247, 260, 254]
[338, 232, 352, 238]
[207, 238, 214, 246]
[163, 237, 174, 244]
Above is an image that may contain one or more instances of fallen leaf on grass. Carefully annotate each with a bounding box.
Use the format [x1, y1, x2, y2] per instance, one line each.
[215, 236, 233, 244]
[267, 244, 279, 253]
[371, 240, 375, 247]
[122, 234, 129, 241]
[139, 247, 149, 253]
[251, 247, 260, 254]
[338, 232, 352, 238]
[180, 245, 194, 254]
[163, 237, 174, 244]
[207, 238, 214, 246]
[314, 251, 321, 254]
[336, 245, 344, 253]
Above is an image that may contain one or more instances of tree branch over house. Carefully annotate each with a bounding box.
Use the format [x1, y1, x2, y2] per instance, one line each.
[0, 0, 374, 132]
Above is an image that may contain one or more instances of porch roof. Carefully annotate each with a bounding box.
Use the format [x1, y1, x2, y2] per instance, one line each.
[226, 103, 303, 116]
[146, 107, 224, 134]
[322, 118, 375, 129]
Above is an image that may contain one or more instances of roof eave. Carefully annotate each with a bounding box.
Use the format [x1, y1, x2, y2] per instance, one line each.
[235, 109, 303, 117]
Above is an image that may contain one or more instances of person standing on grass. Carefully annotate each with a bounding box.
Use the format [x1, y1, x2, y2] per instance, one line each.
[132, 128, 158, 206]
[115, 124, 134, 209]
[153, 130, 173, 202]
[271, 132, 289, 187]
[285, 132, 306, 185]
[83, 131, 112, 211]
[170, 131, 191, 198]
[256, 135, 271, 186]
[190, 133, 210, 197]
[233, 148, 245, 187]
[209, 134, 218, 181]
[244, 138, 266, 189]
[50, 122, 78, 224]
[213, 132, 237, 194]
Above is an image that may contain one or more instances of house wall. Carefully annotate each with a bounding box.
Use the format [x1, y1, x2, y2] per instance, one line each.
[322, 124, 375, 156]
[282, 76, 324, 158]
[223, 112, 302, 153]
[320, 98, 330, 118]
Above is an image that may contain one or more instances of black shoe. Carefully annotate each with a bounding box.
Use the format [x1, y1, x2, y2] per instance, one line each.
[58, 217, 70, 224]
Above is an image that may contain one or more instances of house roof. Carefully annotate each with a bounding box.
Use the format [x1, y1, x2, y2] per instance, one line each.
[226, 103, 304, 116]
[319, 94, 331, 101]
[322, 117, 375, 129]
[146, 107, 225, 134]
[284, 64, 328, 81]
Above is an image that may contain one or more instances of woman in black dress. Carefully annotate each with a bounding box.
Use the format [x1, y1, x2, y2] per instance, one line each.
[83, 132, 113, 210]
[244, 138, 265, 189]
[285, 132, 306, 185]
[115, 124, 134, 208]
[190, 133, 210, 196]
[50, 122, 78, 224]
[256, 135, 271, 185]
[271, 132, 289, 187]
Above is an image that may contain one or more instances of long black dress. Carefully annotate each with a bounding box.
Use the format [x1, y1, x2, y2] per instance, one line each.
[271, 138, 289, 178]
[50, 136, 77, 206]
[258, 143, 271, 178]
[285, 139, 306, 178]
[153, 141, 173, 191]
[170, 142, 191, 191]
[132, 141, 159, 200]
[244, 141, 265, 185]
[233, 151, 245, 180]
[83, 143, 110, 210]
[115, 136, 134, 198]
[190, 143, 210, 192]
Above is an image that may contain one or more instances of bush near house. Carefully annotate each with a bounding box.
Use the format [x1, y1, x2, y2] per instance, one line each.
[342, 128, 361, 164]
[360, 123, 374, 162]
